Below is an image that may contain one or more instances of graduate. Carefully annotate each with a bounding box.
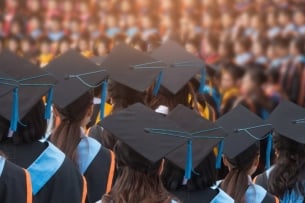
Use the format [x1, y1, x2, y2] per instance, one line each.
[45, 50, 115, 203]
[254, 101, 305, 202]
[219, 62, 244, 115]
[148, 40, 216, 121]
[100, 103, 195, 202]
[0, 154, 32, 203]
[161, 105, 233, 203]
[88, 43, 165, 149]
[215, 105, 279, 203]
[0, 50, 86, 203]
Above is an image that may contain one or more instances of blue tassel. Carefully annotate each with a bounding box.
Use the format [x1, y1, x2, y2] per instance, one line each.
[10, 87, 19, 132]
[44, 87, 54, 120]
[184, 140, 193, 180]
[198, 68, 206, 94]
[153, 71, 163, 96]
[100, 80, 108, 121]
[265, 134, 272, 169]
[216, 140, 224, 169]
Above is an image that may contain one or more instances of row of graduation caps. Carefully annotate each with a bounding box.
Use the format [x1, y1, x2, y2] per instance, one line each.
[0, 40, 304, 181]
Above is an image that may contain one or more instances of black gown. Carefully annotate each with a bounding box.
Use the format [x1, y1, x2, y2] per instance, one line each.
[0, 140, 86, 203]
[76, 136, 115, 203]
[0, 157, 32, 203]
[172, 187, 234, 203]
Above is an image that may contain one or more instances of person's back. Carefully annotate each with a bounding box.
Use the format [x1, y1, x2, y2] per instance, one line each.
[0, 155, 32, 203]
[0, 101, 86, 203]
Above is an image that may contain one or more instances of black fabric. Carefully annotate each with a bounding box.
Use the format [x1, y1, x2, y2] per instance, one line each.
[0, 141, 85, 203]
[0, 160, 28, 203]
[172, 188, 218, 203]
[261, 192, 277, 203]
[84, 146, 112, 203]
[254, 173, 268, 191]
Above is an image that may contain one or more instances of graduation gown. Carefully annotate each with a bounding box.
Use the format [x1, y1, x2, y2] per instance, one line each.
[77, 136, 115, 203]
[254, 166, 305, 202]
[215, 178, 279, 203]
[0, 157, 32, 203]
[172, 187, 234, 203]
[0, 140, 86, 203]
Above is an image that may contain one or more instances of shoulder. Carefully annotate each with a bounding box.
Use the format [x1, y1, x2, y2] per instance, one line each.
[245, 184, 279, 203]
[210, 188, 234, 203]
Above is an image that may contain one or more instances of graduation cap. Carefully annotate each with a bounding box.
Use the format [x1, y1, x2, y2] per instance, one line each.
[150, 40, 206, 94]
[165, 105, 227, 176]
[268, 101, 305, 144]
[100, 43, 166, 94]
[100, 103, 187, 166]
[45, 50, 109, 120]
[0, 50, 57, 133]
[216, 105, 273, 168]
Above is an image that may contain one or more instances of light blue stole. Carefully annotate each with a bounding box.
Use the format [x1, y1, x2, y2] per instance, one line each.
[76, 136, 101, 175]
[27, 141, 65, 195]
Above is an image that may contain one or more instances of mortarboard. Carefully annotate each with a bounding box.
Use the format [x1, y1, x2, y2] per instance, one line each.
[268, 101, 305, 144]
[216, 105, 273, 167]
[100, 43, 166, 93]
[100, 103, 186, 165]
[165, 105, 227, 176]
[45, 50, 109, 119]
[0, 50, 57, 133]
[150, 40, 206, 95]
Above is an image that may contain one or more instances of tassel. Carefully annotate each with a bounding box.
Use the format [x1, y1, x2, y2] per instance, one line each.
[184, 140, 193, 182]
[216, 140, 224, 169]
[100, 80, 108, 120]
[44, 87, 54, 120]
[265, 134, 272, 169]
[153, 71, 163, 96]
[10, 87, 19, 132]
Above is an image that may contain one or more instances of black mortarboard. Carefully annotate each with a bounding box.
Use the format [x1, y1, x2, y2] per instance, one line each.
[0, 50, 56, 132]
[0, 70, 14, 97]
[45, 50, 108, 111]
[150, 40, 206, 94]
[268, 101, 305, 144]
[216, 105, 272, 160]
[100, 103, 186, 164]
[166, 105, 227, 173]
[90, 56, 107, 65]
[100, 43, 166, 93]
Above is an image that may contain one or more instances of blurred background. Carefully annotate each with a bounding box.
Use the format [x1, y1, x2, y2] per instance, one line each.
[0, 0, 304, 108]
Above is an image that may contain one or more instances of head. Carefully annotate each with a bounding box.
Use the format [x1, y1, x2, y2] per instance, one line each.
[289, 37, 305, 56]
[234, 37, 252, 55]
[51, 91, 94, 163]
[278, 9, 292, 27]
[268, 133, 305, 198]
[162, 151, 216, 192]
[294, 9, 305, 26]
[221, 142, 260, 203]
[240, 66, 267, 96]
[0, 99, 46, 144]
[110, 140, 169, 203]
[273, 37, 290, 58]
[220, 63, 244, 91]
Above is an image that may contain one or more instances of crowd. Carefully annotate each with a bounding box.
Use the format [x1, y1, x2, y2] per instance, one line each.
[0, 0, 305, 203]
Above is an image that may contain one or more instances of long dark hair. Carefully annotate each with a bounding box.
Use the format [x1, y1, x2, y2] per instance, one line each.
[162, 151, 216, 191]
[221, 142, 260, 203]
[0, 99, 46, 144]
[51, 91, 93, 164]
[268, 133, 305, 198]
[109, 141, 170, 203]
